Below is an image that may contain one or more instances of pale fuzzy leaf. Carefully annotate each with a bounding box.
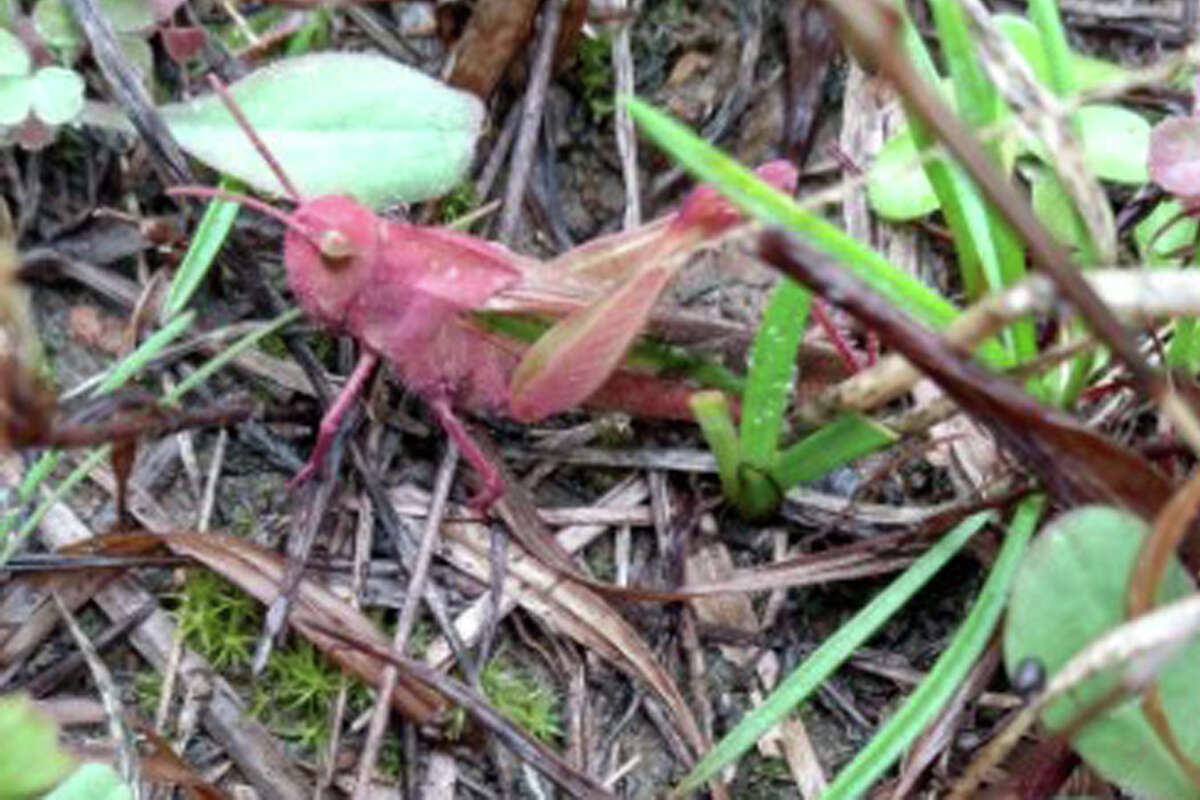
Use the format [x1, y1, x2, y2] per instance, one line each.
[1078, 104, 1150, 184]
[1023, 104, 1150, 185]
[160, 52, 485, 207]
[31, 0, 83, 58]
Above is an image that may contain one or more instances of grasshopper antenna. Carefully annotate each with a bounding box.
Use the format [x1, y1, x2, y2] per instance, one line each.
[205, 73, 302, 204]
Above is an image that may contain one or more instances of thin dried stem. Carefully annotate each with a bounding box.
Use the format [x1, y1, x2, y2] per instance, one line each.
[204, 73, 302, 203]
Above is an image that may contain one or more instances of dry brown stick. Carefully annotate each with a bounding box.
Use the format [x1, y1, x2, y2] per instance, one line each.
[64, 0, 190, 184]
[352, 444, 459, 799]
[476, 102, 522, 202]
[52, 592, 141, 789]
[497, 0, 564, 244]
[253, 406, 353, 674]
[610, 2, 641, 228]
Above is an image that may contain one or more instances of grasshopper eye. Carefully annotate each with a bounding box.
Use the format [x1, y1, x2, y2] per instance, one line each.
[318, 229, 356, 262]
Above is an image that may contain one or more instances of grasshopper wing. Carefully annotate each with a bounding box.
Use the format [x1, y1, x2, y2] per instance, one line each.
[508, 246, 680, 422]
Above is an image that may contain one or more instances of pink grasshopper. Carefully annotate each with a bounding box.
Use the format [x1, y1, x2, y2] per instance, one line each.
[173, 77, 797, 508]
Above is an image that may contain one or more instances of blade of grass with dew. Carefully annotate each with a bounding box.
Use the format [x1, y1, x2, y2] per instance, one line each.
[926, 0, 1038, 377]
[738, 278, 810, 507]
[899, 1, 1006, 316]
[164, 185, 241, 317]
[821, 494, 1044, 799]
[669, 508, 994, 797]
[91, 311, 196, 397]
[690, 390, 742, 505]
[772, 413, 896, 489]
[623, 98, 1006, 369]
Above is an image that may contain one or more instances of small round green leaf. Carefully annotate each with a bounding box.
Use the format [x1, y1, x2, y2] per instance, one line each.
[0, 28, 30, 76]
[0, 75, 32, 126]
[0, 692, 76, 797]
[1024, 104, 1151, 185]
[1135, 199, 1198, 265]
[1004, 506, 1200, 800]
[32, 0, 84, 60]
[867, 127, 940, 220]
[30, 66, 83, 124]
[1077, 104, 1151, 184]
[159, 52, 486, 207]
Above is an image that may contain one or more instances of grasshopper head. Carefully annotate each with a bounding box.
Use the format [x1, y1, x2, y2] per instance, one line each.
[283, 195, 380, 330]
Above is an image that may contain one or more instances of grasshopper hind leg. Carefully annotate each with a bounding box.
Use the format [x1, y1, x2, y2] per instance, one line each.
[428, 396, 505, 511]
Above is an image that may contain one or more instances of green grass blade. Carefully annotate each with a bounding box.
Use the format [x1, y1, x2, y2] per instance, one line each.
[91, 311, 196, 397]
[163, 308, 301, 404]
[822, 494, 1044, 798]
[164, 187, 241, 317]
[669, 509, 994, 797]
[0, 450, 59, 547]
[739, 278, 810, 470]
[1028, 0, 1078, 101]
[623, 98, 1010, 368]
[925, 0, 1039, 377]
[0, 447, 109, 566]
[689, 390, 741, 505]
[771, 413, 897, 489]
[1169, 319, 1200, 371]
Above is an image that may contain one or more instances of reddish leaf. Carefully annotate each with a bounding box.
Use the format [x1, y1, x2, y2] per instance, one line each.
[1149, 116, 1200, 208]
[161, 26, 206, 64]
